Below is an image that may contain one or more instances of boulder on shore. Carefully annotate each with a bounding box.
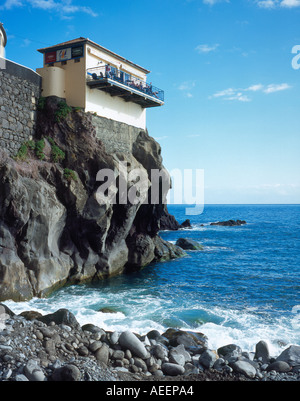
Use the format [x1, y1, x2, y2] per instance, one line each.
[276, 345, 300, 367]
[118, 330, 148, 359]
[175, 238, 203, 251]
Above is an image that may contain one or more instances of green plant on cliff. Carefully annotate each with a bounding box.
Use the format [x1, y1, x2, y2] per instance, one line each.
[47, 137, 65, 163]
[35, 139, 46, 160]
[55, 101, 72, 122]
[26, 140, 36, 151]
[63, 168, 78, 182]
[15, 143, 28, 161]
[37, 97, 46, 111]
[15, 140, 38, 161]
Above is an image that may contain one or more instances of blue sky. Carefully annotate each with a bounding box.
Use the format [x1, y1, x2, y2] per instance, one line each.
[1, 0, 300, 204]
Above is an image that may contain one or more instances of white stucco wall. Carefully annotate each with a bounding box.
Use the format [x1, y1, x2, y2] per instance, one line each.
[86, 86, 146, 129]
[36, 66, 66, 99]
[0, 30, 5, 58]
[85, 45, 147, 129]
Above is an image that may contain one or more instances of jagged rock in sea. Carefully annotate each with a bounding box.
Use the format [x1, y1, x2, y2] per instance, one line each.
[0, 97, 184, 302]
[210, 219, 246, 227]
[175, 238, 204, 251]
[159, 207, 192, 231]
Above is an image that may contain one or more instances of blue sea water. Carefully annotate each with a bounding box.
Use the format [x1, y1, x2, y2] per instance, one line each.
[6, 204, 300, 356]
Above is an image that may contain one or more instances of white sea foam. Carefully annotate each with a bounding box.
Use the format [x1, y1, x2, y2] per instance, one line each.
[193, 307, 299, 357]
[4, 292, 298, 357]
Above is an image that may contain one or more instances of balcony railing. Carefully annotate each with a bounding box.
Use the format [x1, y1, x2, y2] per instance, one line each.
[87, 65, 164, 103]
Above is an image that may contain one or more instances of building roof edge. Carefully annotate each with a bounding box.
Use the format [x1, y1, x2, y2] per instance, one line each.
[37, 37, 150, 74]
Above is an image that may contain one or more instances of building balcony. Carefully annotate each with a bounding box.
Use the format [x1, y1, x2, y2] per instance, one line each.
[86, 65, 164, 108]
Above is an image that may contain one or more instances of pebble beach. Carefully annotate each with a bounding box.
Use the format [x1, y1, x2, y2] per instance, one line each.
[0, 304, 299, 382]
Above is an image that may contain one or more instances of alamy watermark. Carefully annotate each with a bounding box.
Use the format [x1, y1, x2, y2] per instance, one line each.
[292, 45, 300, 70]
[95, 162, 204, 216]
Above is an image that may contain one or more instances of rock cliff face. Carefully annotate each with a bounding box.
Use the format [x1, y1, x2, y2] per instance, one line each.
[0, 97, 184, 302]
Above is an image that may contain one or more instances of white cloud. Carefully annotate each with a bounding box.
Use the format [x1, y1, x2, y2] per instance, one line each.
[210, 82, 291, 101]
[256, 0, 277, 8]
[177, 81, 196, 97]
[0, 0, 98, 16]
[178, 81, 196, 91]
[0, 0, 23, 8]
[21, 38, 32, 47]
[280, 0, 300, 7]
[211, 88, 236, 98]
[246, 84, 264, 92]
[203, 0, 229, 5]
[211, 88, 252, 102]
[263, 83, 291, 93]
[195, 44, 220, 54]
[256, 0, 300, 8]
[200, 0, 300, 8]
[226, 93, 251, 102]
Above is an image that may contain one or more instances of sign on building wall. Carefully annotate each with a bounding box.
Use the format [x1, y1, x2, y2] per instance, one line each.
[45, 46, 84, 64]
[72, 46, 83, 58]
[57, 48, 72, 62]
[45, 51, 57, 64]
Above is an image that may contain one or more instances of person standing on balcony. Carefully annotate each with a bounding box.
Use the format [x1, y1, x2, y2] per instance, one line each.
[106, 64, 111, 78]
[148, 82, 153, 95]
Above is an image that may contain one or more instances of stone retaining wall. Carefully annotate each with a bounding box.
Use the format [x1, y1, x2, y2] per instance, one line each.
[0, 59, 144, 157]
[91, 114, 145, 154]
[0, 59, 41, 156]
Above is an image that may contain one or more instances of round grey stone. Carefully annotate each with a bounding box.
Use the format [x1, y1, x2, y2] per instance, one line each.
[24, 360, 45, 382]
[162, 363, 185, 376]
[95, 344, 110, 365]
[119, 330, 148, 359]
[199, 350, 219, 369]
[266, 361, 291, 373]
[255, 340, 270, 363]
[52, 364, 81, 381]
[231, 360, 257, 378]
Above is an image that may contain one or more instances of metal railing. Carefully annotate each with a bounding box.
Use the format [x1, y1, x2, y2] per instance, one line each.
[87, 65, 164, 102]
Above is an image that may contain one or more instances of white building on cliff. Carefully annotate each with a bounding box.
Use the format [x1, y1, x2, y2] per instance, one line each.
[0, 23, 7, 59]
[37, 38, 164, 130]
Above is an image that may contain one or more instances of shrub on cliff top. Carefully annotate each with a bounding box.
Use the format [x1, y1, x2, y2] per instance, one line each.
[15, 137, 65, 164]
[35, 139, 46, 160]
[15, 139, 45, 161]
[63, 168, 78, 182]
[55, 101, 72, 122]
[47, 137, 65, 163]
[15, 143, 28, 161]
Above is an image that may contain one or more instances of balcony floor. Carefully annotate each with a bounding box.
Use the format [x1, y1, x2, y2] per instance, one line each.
[87, 78, 164, 108]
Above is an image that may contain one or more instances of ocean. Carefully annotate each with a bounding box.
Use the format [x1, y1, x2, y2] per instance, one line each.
[5, 204, 300, 357]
